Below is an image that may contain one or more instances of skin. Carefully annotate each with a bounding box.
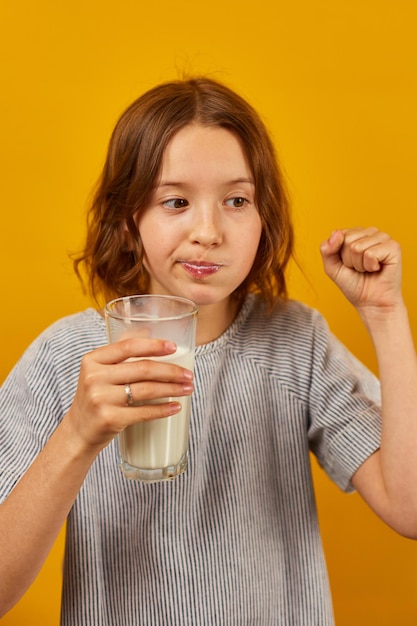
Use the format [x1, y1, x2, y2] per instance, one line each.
[1, 125, 416, 617]
[136, 124, 263, 345]
[321, 227, 417, 536]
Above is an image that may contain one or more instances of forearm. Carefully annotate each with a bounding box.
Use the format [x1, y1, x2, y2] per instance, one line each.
[361, 303, 417, 529]
[0, 416, 100, 617]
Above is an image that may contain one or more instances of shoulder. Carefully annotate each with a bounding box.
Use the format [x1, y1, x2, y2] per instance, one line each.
[38, 309, 107, 348]
[235, 295, 328, 354]
[258, 297, 323, 327]
[16, 309, 107, 375]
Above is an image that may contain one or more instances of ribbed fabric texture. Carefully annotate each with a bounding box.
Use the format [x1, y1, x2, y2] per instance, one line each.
[0, 295, 382, 625]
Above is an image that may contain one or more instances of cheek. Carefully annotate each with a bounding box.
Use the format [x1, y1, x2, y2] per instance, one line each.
[243, 217, 263, 259]
[140, 232, 176, 273]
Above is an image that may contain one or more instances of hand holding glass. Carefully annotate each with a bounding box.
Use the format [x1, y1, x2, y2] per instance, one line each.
[105, 295, 197, 482]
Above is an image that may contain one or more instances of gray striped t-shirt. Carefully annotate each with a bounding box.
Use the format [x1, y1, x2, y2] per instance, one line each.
[0, 295, 382, 625]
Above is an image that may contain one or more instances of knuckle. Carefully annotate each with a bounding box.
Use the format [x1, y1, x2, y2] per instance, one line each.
[136, 381, 153, 399]
[136, 359, 153, 377]
[83, 369, 100, 391]
[350, 241, 362, 254]
[80, 351, 95, 372]
[99, 409, 117, 432]
[118, 338, 135, 359]
[88, 387, 106, 410]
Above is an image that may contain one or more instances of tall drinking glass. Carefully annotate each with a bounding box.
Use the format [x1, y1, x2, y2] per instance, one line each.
[105, 295, 197, 482]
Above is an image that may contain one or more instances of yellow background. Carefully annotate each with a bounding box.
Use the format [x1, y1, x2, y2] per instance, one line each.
[1, 0, 417, 623]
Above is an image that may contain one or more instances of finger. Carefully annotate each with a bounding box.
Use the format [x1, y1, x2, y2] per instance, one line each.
[320, 229, 345, 257]
[82, 366, 193, 406]
[82, 378, 191, 420]
[341, 230, 392, 272]
[122, 379, 194, 406]
[320, 230, 345, 279]
[110, 359, 194, 386]
[341, 227, 389, 250]
[340, 226, 379, 240]
[86, 337, 178, 366]
[119, 401, 183, 425]
[90, 401, 184, 438]
[360, 239, 402, 273]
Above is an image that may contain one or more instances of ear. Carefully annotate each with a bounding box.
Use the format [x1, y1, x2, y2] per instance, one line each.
[121, 218, 135, 252]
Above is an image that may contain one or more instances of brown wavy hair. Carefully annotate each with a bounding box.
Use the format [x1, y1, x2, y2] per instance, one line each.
[74, 77, 294, 308]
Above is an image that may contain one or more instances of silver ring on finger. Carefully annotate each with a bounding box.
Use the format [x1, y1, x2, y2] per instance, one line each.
[124, 383, 134, 407]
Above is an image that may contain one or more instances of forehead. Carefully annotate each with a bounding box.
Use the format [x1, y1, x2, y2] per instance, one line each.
[160, 124, 253, 180]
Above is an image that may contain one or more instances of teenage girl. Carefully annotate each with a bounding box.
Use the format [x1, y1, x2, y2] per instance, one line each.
[1, 77, 416, 625]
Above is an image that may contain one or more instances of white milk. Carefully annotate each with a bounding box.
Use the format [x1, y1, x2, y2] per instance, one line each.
[118, 347, 194, 470]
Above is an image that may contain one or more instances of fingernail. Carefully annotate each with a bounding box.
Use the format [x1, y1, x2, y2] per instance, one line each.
[167, 402, 182, 414]
[164, 341, 177, 352]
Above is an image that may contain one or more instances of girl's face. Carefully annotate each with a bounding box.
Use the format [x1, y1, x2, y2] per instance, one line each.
[135, 123, 262, 322]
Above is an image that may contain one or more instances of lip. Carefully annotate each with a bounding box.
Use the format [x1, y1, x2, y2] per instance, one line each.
[179, 260, 223, 279]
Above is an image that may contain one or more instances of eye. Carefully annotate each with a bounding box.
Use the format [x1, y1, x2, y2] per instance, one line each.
[225, 197, 248, 209]
[163, 197, 189, 210]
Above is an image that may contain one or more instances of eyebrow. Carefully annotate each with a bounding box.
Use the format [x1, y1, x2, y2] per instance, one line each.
[156, 177, 255, 188]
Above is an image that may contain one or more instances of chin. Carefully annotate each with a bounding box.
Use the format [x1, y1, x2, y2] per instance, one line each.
[187, 291, 234, 309]
[157, 281, 234, 308]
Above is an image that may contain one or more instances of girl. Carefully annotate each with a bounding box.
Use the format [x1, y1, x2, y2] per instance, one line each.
[1, 77, 416, 625]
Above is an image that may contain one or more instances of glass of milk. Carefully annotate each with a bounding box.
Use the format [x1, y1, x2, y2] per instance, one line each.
[105, 295, 198, 482]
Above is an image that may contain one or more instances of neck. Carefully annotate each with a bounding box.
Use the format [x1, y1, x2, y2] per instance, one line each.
[195, 298, 241, 345]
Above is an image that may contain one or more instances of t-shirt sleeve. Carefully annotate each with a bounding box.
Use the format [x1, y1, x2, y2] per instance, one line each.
[0, 311, 107, 503]
[307, 311, 382, 493]
[0, 336, 66, 502]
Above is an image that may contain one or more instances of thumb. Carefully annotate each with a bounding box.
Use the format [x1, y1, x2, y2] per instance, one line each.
[320, 230, 345, 279]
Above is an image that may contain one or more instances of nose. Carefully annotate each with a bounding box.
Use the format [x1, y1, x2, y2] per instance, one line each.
[188, 206, 223, 247]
